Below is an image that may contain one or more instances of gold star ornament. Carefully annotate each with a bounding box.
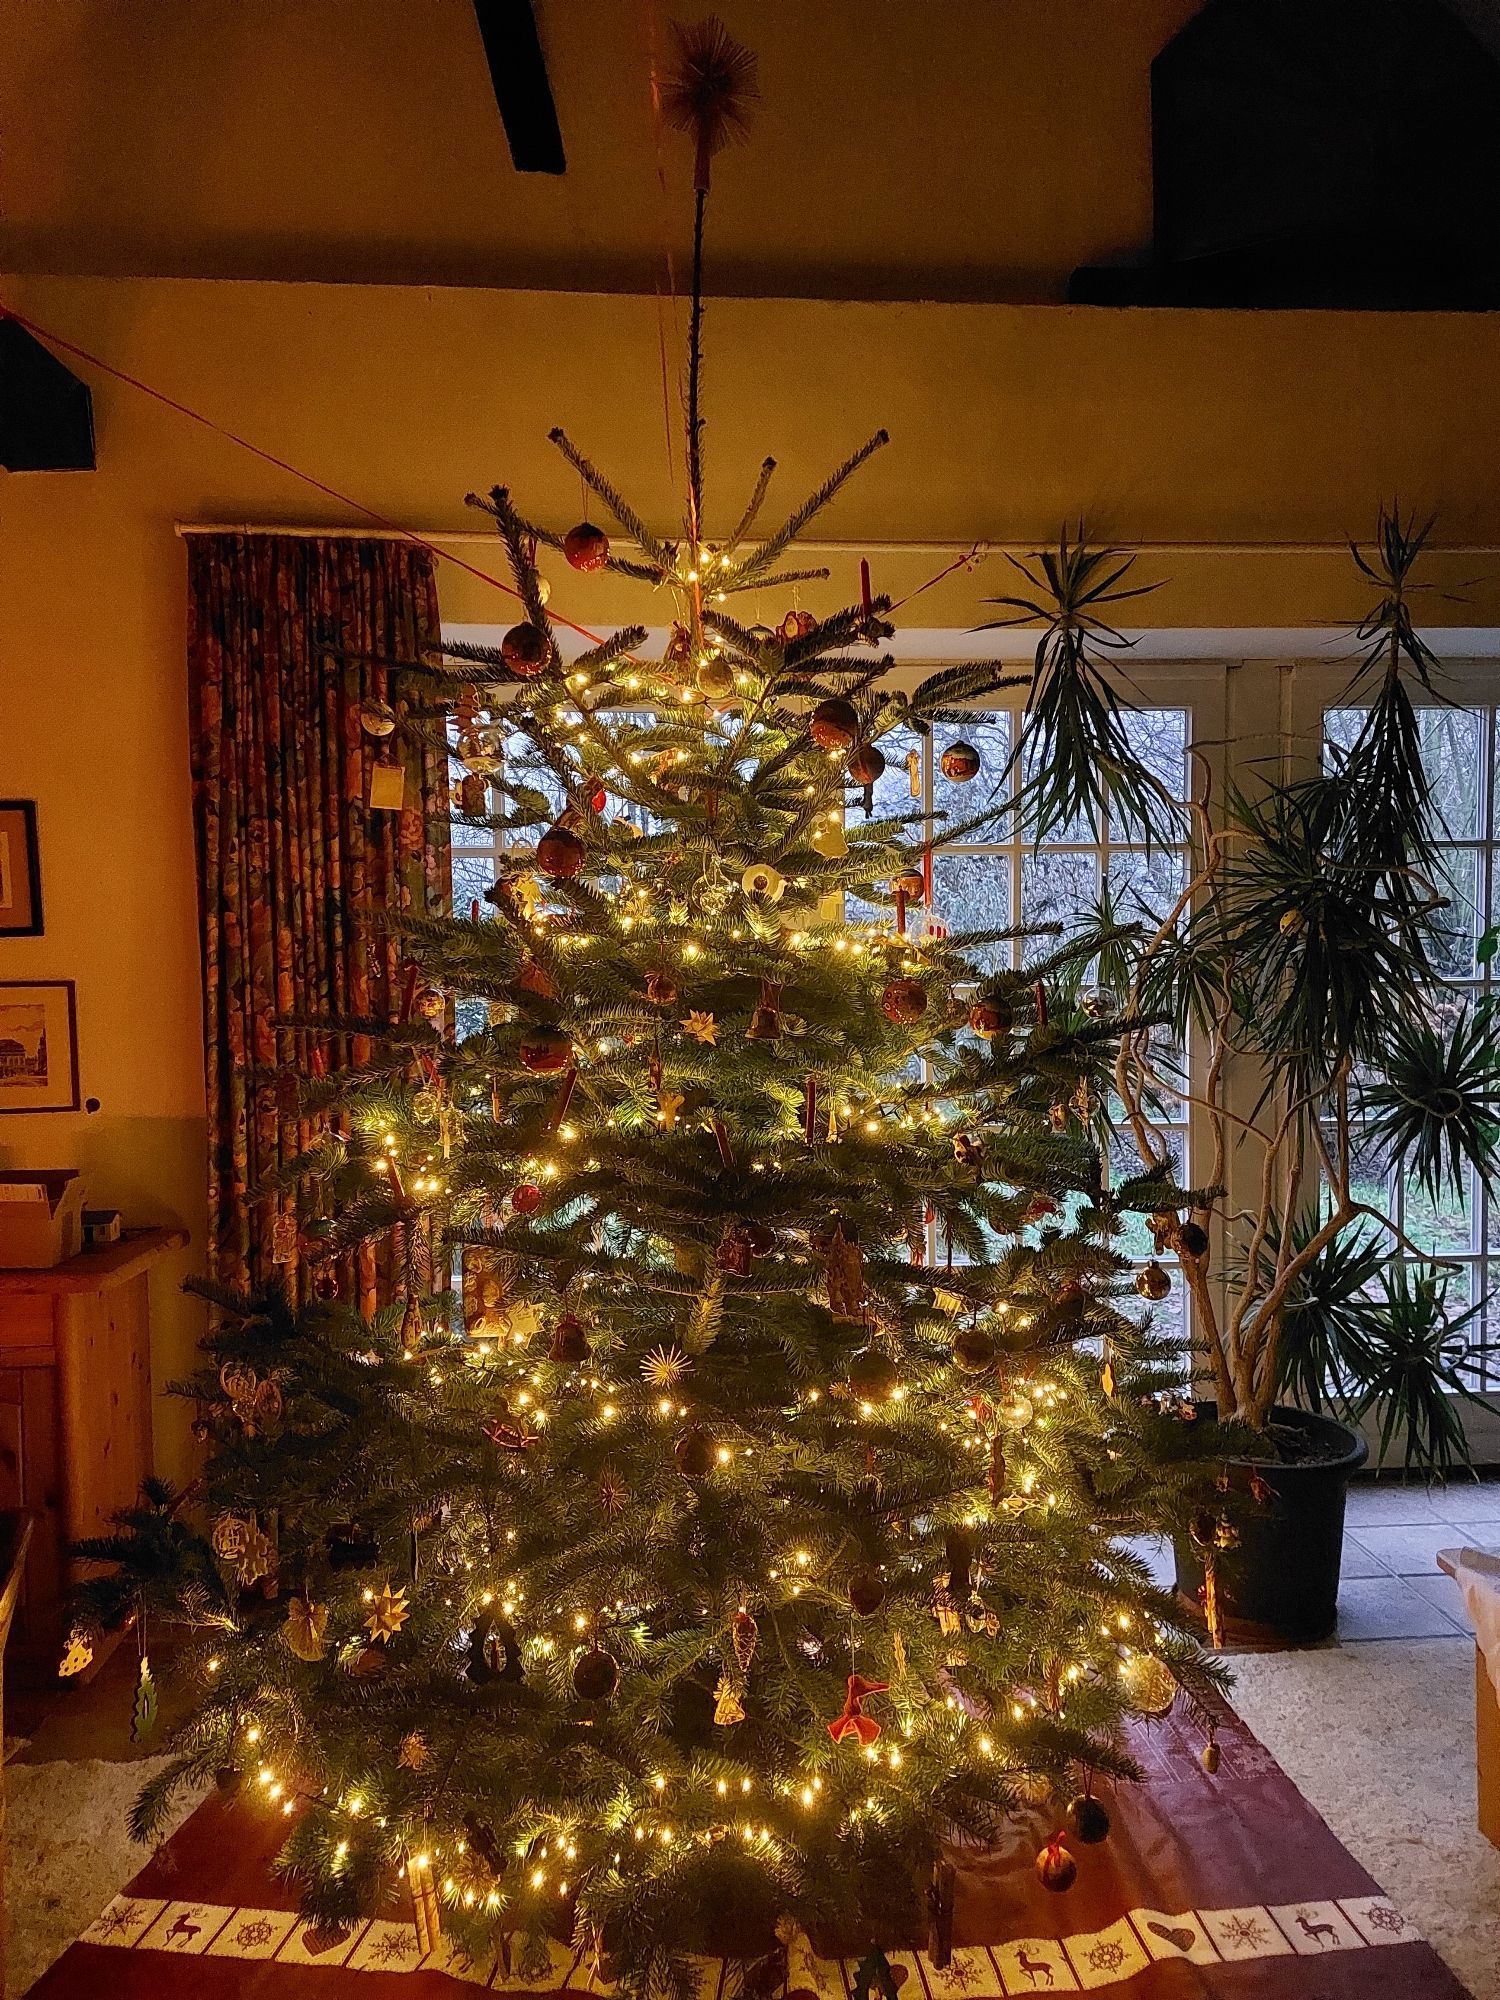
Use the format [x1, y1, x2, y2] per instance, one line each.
[641, 1344, 693, 1388]
[364, 1581, 410, 1644]
[681, 1011, 718, 1045]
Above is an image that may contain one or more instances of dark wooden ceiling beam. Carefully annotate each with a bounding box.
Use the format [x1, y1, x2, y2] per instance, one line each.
[472, 0, 566, 175]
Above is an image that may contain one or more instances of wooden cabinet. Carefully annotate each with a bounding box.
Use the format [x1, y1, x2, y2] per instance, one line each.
[0, 1229, 184, 1676]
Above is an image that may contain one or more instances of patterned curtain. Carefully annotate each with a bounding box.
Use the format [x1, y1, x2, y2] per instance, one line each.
[186, 535, 450, 1299]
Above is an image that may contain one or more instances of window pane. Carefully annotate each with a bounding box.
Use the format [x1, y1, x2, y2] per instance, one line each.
[1020, 850, 1098, 962]
[1347, 1132, 1395, 1214]
[1106, 848, 1185, 930]
[1110, 709, 1189, 841]
[1431, 848, 1481, 981]
[1421, 706, 1484, 841]
[932, 853, 1010, 971]
[452, 852, 496, 911]
[1403, 1162, 1477, 1259]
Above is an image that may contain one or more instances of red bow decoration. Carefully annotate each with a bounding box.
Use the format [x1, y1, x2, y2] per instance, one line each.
[828, 1673, 889, 1747]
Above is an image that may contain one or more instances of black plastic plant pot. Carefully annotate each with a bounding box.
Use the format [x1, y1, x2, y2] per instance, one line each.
[1173, 1403, 1369, 1646]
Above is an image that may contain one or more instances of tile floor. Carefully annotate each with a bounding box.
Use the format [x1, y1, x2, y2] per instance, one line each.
[1335, 1477, 1500, 1642]
[1131, 1476, 1500, 1646]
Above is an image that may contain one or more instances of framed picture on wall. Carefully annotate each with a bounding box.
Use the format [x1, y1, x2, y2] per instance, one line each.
[0, 802, 42, 936]
[0, 981, 79, 1113]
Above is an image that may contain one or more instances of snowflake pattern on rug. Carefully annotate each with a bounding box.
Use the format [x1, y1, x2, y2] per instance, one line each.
[231, 1916, 276, 1950]
[369, 1929, 420, 1966]
[91, 1901, 148, 1942]
[1221, 1913, 1269, 1953]
[1086, 1938, 1127, 1972]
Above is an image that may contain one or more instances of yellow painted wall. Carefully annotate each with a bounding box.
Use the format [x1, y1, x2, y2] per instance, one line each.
[3, 271, 1500, 1477]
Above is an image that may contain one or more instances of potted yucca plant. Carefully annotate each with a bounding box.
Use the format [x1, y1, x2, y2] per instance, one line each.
[985, 511, 1500, 1643]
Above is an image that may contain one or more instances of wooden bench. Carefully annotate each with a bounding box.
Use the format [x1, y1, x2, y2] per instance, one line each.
[1438, 1545, 1500, 1850]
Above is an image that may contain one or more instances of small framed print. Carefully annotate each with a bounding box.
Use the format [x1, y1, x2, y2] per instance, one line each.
[0, 802, 42, 936]
[0, 981, 79, 1113]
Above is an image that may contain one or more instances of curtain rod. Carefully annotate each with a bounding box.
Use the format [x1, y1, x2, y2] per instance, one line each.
[170, 523, 1500, 558]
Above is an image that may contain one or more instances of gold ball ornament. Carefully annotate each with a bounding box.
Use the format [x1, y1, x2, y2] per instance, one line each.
[1136, 1260, 1172, 1302]
[848, 1569, 887, 1616]
[1119, 1652, 1177, 1717]
[675, 1427, 715, 1478]
[968, 997, 1012, 1039]
[998, 1389, 1034, 1431]
[847, 1345, 899, 1400]
[952, 1324, 997, 1374]
[696, 655, 737, 700]
[572, 1647, 620, 1700]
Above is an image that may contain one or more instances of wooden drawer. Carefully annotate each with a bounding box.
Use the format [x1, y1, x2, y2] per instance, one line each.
[0, 1297, 52, 1352]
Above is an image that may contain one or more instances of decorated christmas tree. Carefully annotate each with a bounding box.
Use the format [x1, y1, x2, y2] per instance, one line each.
[79, 22, 1229, 1996]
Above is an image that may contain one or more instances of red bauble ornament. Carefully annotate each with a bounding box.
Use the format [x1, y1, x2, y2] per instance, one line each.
[563, 522, 610, 572]
[940, 741, 981, 782]
[881, 977, 928, 1025]
[675, 1427, 715, 1478]
[742, 1221, 777, 1256]
[968, 997, 1012, 1039]
[809, 698, 860, 752]
[572, 1647, 619, 1699]
[518, 1027, 573, 1074]
[891, 868, 926, 902]
[1036, 1835, 1076, 1892]
[501, 623, 549, 677]
[645, 968, 679, 1007]
[511, 1183, 544, 1216]
[848, 1569, 887, 1617]
[848, 743, 886, 785]
[537, 824, 586, 879]
[587, 784, 607, 815]
[549, 1313, 591, 1365]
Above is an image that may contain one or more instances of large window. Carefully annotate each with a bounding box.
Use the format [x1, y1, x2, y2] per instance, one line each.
[1326, 700, 1499, 1379]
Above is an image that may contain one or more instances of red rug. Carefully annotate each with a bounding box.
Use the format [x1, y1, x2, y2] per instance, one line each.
[27, 1692, 1471, 1997]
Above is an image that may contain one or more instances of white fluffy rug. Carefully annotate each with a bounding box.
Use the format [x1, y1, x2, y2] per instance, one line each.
[1230, 1639, 1500, 2000]
[5, 1756, 197, 1996]
[6, 1646, 1499, 1996]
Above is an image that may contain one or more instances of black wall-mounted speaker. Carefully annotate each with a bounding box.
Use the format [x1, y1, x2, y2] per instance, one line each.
[0, 319, 96, 472]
